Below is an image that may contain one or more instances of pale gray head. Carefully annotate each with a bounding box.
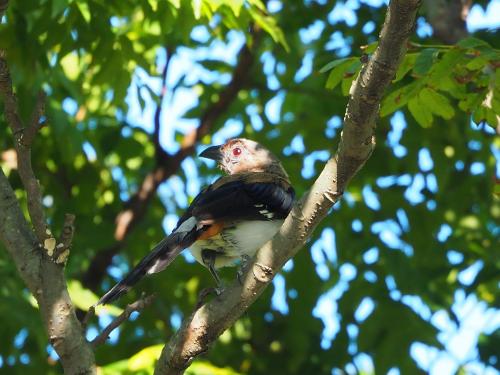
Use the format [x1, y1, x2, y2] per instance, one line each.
[199, 138, 288, 177]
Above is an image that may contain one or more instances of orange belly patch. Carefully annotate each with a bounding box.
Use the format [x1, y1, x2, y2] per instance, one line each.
[197, 221, 225, 240]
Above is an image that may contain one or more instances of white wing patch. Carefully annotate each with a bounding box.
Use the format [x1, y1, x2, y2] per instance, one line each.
[258, 209, 274, 219]
[174, 216, 197, 233]
[254, 204, 274, 219]
[147, 260, 163, 274]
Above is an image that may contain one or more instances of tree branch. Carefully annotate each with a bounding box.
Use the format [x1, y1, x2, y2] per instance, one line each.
[422, 0, 470, 44]
[81, 33, 259, 291]
[90, 293, 156, 348]
[153, 1, 421, 374]
[0, 0, 8, 18]
[0, 169, 97, 374]
[0, 46, 96, 372]
[0, 56, 50, 244]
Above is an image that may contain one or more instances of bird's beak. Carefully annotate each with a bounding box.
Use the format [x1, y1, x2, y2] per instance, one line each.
[199, 145, 223, 162]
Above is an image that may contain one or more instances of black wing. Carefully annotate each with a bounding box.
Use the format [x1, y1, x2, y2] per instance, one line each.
[175, 180, 294, 229]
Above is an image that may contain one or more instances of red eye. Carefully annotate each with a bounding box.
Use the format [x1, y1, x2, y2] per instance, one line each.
[232, 147, 242, 156]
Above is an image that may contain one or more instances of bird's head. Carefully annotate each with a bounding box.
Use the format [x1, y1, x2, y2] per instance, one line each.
[199, 138, 288, 177]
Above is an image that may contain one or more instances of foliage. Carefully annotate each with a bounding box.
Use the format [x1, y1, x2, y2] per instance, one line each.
[322, 38, 500, 129]
[0, 0, 498, 374]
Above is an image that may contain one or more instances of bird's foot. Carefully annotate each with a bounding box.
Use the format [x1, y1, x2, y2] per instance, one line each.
[196, 286, 224, 308]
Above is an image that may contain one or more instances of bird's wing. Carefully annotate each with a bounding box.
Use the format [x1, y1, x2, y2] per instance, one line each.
[189, 179, 295, 223]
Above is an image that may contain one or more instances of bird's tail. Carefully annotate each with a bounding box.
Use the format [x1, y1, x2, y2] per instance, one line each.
[97, 223, 200, 305]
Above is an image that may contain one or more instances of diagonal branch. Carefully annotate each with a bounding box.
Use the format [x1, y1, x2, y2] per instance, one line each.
[90, 293, 156, 348]
[81, 33, 259, 291]
[153, 1, 421, 374]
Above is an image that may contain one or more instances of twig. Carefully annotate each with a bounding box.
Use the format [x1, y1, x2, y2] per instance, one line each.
[81, 305, 96, 332]
[90, 293, 156, 348]
[154, 1, 421, 374]
[153, 46, 175, 154]
[25, 90, 46, 146]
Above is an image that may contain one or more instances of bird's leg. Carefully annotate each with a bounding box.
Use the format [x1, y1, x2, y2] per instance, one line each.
[237, 254, 252, 285]
[196, 250, 224, 308]
[201, 249, 223, 295]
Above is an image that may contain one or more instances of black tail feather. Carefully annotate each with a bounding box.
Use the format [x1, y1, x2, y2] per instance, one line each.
[96, 227, 200, 305]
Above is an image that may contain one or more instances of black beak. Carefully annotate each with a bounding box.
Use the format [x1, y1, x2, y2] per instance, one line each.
[199, 145, 223, 162]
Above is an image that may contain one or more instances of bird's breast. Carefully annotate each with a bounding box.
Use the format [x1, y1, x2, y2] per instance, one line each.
[189, 219, 284, 268]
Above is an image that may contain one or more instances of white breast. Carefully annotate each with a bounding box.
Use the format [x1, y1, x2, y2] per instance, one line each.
[189, 220, 284, 268]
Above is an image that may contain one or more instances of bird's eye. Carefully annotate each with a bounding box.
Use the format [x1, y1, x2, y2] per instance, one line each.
[232, 147, 242, 156]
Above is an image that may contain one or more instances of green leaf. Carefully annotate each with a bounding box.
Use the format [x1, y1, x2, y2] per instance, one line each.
[408, 95, 433, 127]
[128, 345, 163, 371]
[247, 6, 290, 52]
[325, 59, 357, 90]
[466, 56, 489, 71]
[186, 361, 243, 375]
[362, 41, 378, 54]
[67, 280, 122, 316]
[341, 60, 361, 96]
[428, 49, 463, 85]
[472, 107, 486, 124]
[458, 37, 491, 49]
[51, 0, 68, 18]
[225, 0, 243, 16]
[192, 0, 202, 19]
[199, 59, 234, 73]
[380, 81, 420, 117]
[168, 0, 181, 8]
[76, 1, 91, 23]
[413, 48, 438, 75]
[319, 58, 351, 73]
[419, 87, 455, 119]
[459, 91, 486, 113]
[485, 108, 500, 129]
[394, 53, 417, 82]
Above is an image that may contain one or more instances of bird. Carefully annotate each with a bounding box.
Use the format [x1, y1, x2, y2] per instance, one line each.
[97, 138, 295, 305]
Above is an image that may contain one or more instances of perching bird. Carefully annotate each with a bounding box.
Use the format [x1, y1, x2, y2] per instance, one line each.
[97, 138, 294, 305]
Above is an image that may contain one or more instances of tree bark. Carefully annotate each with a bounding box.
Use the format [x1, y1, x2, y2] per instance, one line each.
[0, 170, 96, 374]
[423, 0, 470, 44]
